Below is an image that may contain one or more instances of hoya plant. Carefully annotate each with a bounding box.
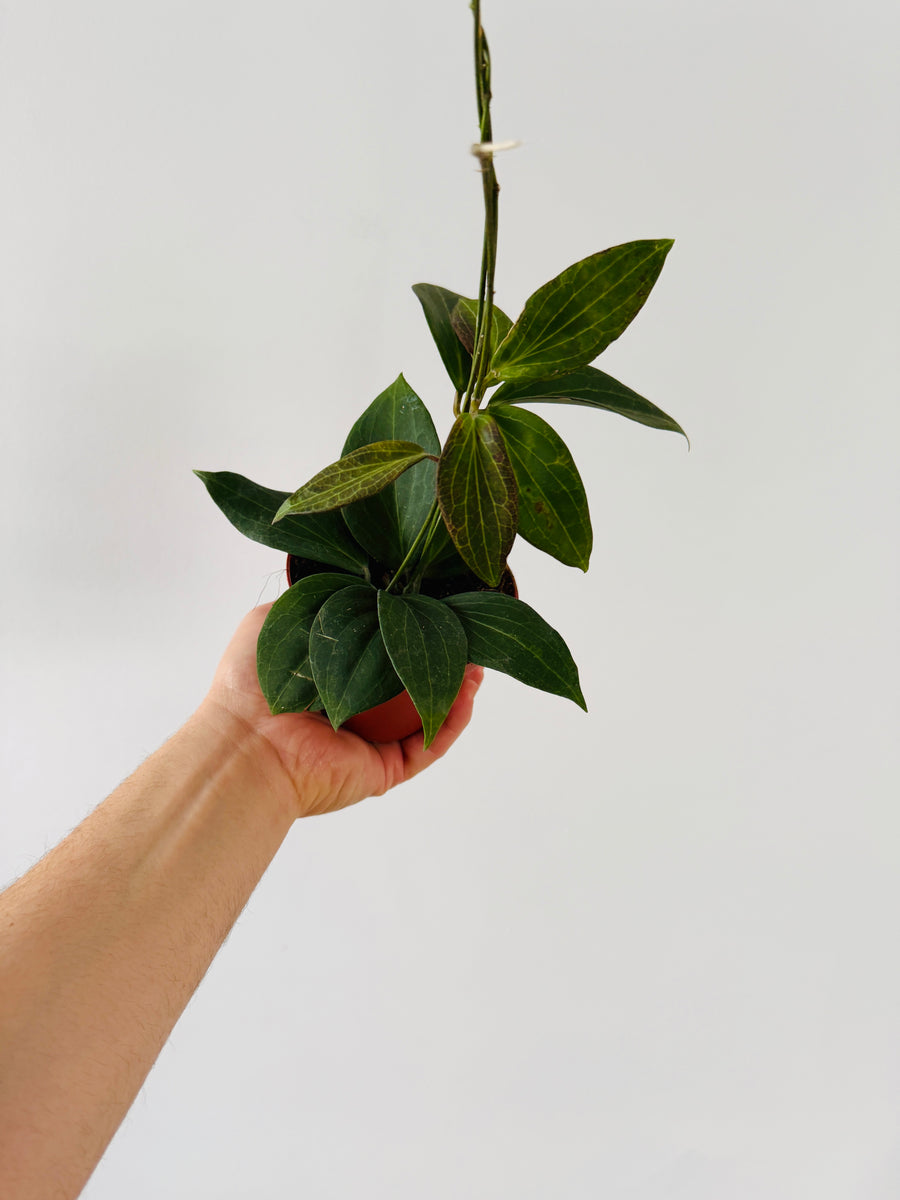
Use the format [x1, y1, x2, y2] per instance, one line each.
[196, 0, 684, 747]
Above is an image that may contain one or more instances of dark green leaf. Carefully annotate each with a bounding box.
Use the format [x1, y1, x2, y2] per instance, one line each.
[194, 470, 369, 573]
[489, 365, 686, 438]
[437, 412, 518, 587]
[256, 574, 359, 715]
[450, 297, 513, 359]
[412, 283, 513, 394]
[309, 584, 403, 728]
[377, 591, 468, 748]
[412, 283, 473, 393]
[274, 441, 436, 521]
[491, 239, 674, 382]
[443, 592, 586, 709]
[341, 375, 441, 567]
[490, 406, 592, 570]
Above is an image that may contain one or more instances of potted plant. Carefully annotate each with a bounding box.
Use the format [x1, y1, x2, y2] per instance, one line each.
[195, 0, 685, 747]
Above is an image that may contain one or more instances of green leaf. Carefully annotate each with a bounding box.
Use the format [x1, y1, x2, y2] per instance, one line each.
[489, 406, 592, 571]
[274, 441, 436, 521]
[412, 283, 473, 393]
[443, 592, 586, 709]
[450, 297, 513, 359]
[491, 239, 674, 383]
[377, 591, 468, 748]
[437, 412, 518, 587]
[309, 584, 403, 728]
[256, 574, 359, 715]
[194, 470, 369, 573]
[412, 283, 513, 393]
[341, 375, 441, 568]
[489, 365, 686, 438]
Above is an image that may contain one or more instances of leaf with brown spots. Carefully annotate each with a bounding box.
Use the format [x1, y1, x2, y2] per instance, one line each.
[491, 240, 673, 383]
[437, 412, 518, 587]
[490, 405, 592, 570]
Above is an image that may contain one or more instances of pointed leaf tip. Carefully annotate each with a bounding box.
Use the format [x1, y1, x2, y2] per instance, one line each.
[491, 239, 674, 383]
[489, 365, 686, 440]
[443, 592, 586, 710]
[340, 376, 442, 568]
[274, 441, 435, 521]
[377, 591, 467, 749]
[194, 469, 369, 571]
[308, 584, 403, 728]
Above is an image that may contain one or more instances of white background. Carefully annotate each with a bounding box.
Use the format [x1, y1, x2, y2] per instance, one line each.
[2, 0, 898, 1195]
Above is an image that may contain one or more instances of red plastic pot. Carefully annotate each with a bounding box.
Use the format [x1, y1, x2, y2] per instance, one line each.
[284, 553, 514, 743]
[342, 689, 424, 742]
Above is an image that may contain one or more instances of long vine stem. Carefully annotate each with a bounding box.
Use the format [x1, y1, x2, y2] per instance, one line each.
[386, 1, 500, 595]
[461, 0, 500, 413]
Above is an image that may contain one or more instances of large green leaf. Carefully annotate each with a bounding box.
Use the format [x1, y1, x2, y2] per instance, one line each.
[377, 591, 468, 748]
[443, 592, 586, 709]
[412, 283, 513, 394]
[274, 441, 436, 521]
[256, 573, 359, 715]
[489, 406, 592, 571]
[412, 283, 473, 393]
[489, 365, 686, 438]
[437, 412, 518, 587]
[194, 470, 369, 573]
[341, 375, 441, 568]
[491, 239, 674, 383]
[309, 584, 403, 729]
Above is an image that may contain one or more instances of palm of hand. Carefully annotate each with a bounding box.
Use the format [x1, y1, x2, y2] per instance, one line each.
[201, 605, 482, 818]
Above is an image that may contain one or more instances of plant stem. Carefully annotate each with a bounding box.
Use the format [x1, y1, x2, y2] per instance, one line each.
[461, 0, 500, 413]
[408, 505, 446, 588]
[386, 3, 499, 594]
[383, 498, 440, 593]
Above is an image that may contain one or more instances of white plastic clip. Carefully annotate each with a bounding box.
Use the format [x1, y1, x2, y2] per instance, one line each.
[470, 139, 521, 158]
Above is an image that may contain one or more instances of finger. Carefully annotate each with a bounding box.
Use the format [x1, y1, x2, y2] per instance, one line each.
[225, 603, 273, 659]
[210, 603, 274, 692]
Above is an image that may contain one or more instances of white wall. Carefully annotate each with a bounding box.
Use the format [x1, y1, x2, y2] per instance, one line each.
[1, 0, 898, 1195]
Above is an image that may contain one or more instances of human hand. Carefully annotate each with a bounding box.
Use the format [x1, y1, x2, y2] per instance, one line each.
[197, 604, 483, 819]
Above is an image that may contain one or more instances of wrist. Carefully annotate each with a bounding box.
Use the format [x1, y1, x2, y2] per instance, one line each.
[190, 698, 301, 828]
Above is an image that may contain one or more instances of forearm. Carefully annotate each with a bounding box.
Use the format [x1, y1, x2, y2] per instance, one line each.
[0, 705, 296, 1200]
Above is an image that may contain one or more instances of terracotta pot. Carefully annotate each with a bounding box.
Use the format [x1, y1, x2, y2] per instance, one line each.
[342, 689, 424, 742]
[284, 553, 515, 742]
